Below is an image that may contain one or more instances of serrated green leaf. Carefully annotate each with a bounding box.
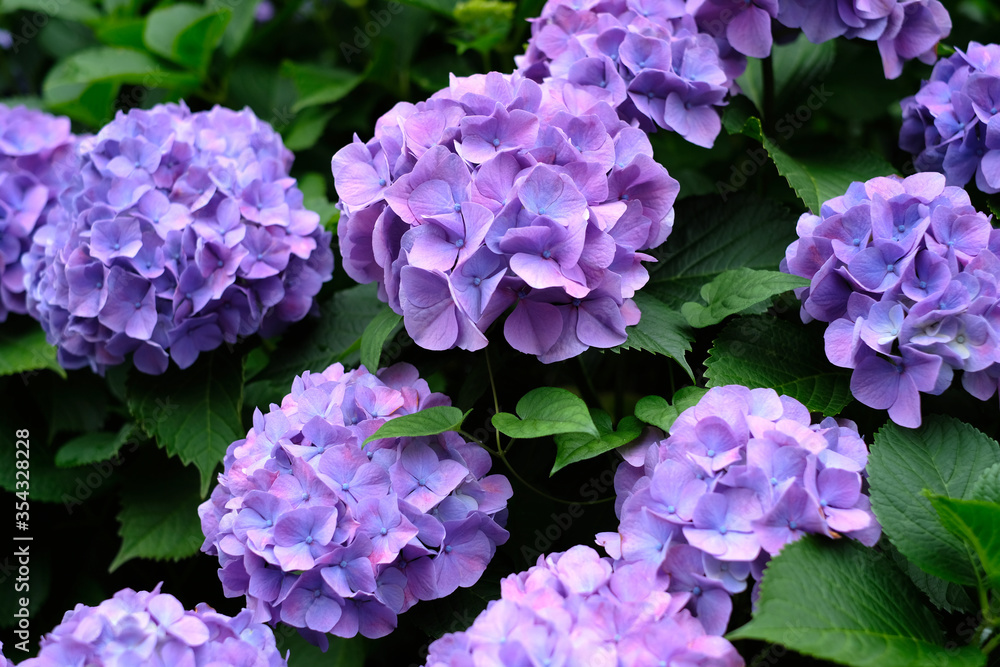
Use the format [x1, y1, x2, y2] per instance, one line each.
[361, 308, 403, 373]
[704, 315, 853, 416]
[0, 326, 64, 379]
[126, 349, 244, 497]
[734, 116, 896, 214]
[615, 292, 694, 380]
[492, 387, 598, 439]
[282, 61, 364, 112]
[143, 3, 231, 73]
[247, 284, 385, 407]
[363, 406, 467, 445]
[0, 0, 100, 22]
[55, 424, 133, 468]
[888, 545, 975, 614]
[681, 268, 808, 328]
[927, 494, 1000, 592]
[551, 412, 642, 475]
[729, 537, 985, 667]
[109, 474, 205, 572]
[645, 193, 799, 308]
[868, 416, 1000, 587]
[633, 386, 708, 432]
[972, 462, 1000, 505]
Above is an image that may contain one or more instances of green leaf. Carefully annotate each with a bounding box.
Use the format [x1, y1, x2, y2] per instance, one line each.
[645, 193, 799, 308]
[927, 494, 1000, 592]
[0, 0, 100, 22]
[738, 34, 836, 116]
[296, 172, 339, 230]
[733, 116, 896, 214]
[143, 3, 231, 73]
[395, 0, 457, 15]
[126, 349, 244, 497]
[633, 386, 709, 432]
[280, 630, 365, 667]
[729, 537, 986, 667]
[282, 107, 334, 151]
[208, 0, 261, 56]
[363, 406, 468, 445]
[109, 472, 205, 572]
[43, 47, 199, 127]
[0, 426, 121, 504]
[681, 268, 808, 328]
[615, 292, 694, 379]
[888, 545, 975, 614]
[93, 16, 147, 49]
[360, 308, 404, 373]
[282, 61, 364, 113]
[551, 412, 642, 475]
[246, 284, 385, 407]
[55, 424, 133, 468]
[868, 416, 1000, 587]
[0, 326, 64, 379]
[972, 462, 1000, 505]
[704, 315, 853, 416]
[492, 387, 599, 439]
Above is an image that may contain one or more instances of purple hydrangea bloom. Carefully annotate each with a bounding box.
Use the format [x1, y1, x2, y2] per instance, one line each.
[332, 72, 679, 363]
[0, 104, 75, 322]
[900, 42, 1000, 193]
[600, 385, 879, 634]
[515, 0, 737, 148]
[18, 584, 287, 667]
[423, 545, 742, 667]
[0, 641, 10, 667]
[23, 102, 334, 375]
[691, 0, 950, 79]
[199, 362, 512, 644]
[782, 172, 1000, 426]
[772, 0, 950, 79]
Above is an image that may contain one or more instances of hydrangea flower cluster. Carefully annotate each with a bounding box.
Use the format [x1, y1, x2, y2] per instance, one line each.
[0, 104, 75, 322]
[18, 584, 287, 667]
[599, 385, 879, 635]
[782, 172, 1000, 427]
[515, 0, 950, 147]
[515, 0, 737, 148]
[695, 0, 950, 79]
[333, 72, 679, 363]
[199, 362, 512, 644]
[900, 42, 1000, 193]
[0, 641, 11, 667]
[424, 545, 742, 667]
[23, 101, 334, 375]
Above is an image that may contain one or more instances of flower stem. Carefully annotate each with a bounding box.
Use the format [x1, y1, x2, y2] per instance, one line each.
[763, 53, 775, 129]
